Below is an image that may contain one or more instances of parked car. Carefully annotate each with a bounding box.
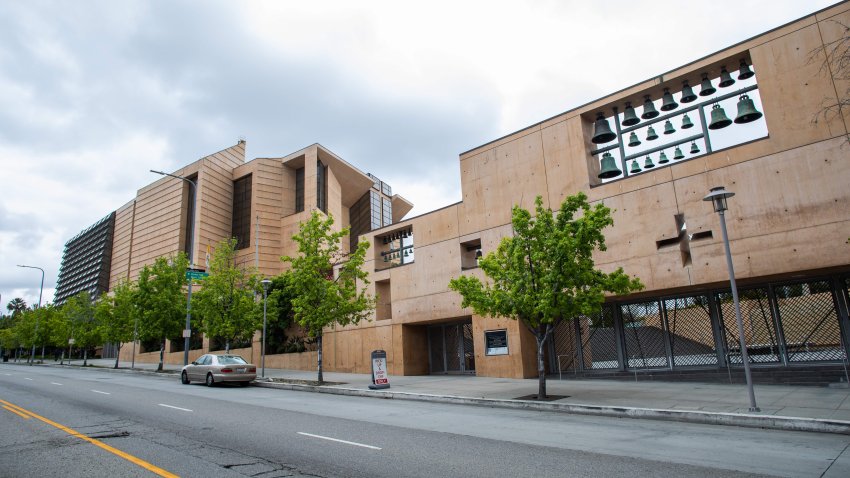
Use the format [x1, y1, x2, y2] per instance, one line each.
[181, 354, 256, 387]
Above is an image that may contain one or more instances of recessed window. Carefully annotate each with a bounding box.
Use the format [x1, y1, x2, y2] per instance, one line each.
[460, 239, 482, 270]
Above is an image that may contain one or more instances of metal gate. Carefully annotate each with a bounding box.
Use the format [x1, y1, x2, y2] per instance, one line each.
[428, 321, 475, 374]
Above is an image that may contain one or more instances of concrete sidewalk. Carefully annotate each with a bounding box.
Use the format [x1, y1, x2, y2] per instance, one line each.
[26, 357, 850, 434]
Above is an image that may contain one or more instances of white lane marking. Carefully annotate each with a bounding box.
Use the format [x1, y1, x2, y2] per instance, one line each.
[158, 404, 193, 412]
[2, 373, 11, 376]
[90, 390, 111, 395]
[297, 432, 382, 450]
[51, 382, 63, 386]
[24, 378, 33, 381]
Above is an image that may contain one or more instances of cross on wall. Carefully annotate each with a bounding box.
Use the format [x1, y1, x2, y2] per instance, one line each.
[655, 213, 713, 267]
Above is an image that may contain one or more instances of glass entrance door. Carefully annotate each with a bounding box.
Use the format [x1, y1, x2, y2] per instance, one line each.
[428, 320, 475, 374]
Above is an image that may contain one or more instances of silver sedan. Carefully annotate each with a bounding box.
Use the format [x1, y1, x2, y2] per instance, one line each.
[181, 354, 256, 387]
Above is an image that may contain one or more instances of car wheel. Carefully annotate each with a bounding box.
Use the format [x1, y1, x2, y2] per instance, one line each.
[181, 371, 190, 385]
[205, 373, 215, 387]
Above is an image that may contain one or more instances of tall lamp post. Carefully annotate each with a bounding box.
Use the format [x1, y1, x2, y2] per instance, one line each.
[261, 278, 271, 378]
[151, 170, 197, 366]
[703, 186, 760, 412]
[17, 265, 44, 365]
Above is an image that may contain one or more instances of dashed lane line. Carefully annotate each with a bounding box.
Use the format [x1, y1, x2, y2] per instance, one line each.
[0, 398, 178, 478]
[158, 404, 192, 412]
[51, 382, 62, 386]
[91, 390, 111, 395]
[297, 432, 381, 450]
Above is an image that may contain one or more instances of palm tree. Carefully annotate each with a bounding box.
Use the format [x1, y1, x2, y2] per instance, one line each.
[7, 298, 27, 317]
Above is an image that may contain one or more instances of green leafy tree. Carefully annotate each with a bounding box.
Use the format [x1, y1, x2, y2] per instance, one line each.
[136, 253, 189, 371]
[13, 306, 53, 363]
[48, 305, 71, 363]
[95, 280, 137, 369]
[284, 211, 375, 383]
[259, 274, 295, 355]
[32, 304, 59, 360]
[449, 194, 643, 399]
[63, 291, 101, 366]
[12, 310, 37, 363]
[193, 238, 261, 353]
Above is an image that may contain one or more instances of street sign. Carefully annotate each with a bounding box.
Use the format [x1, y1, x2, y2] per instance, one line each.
[186, 270, 209, 280]
[368, 350, 390, 390]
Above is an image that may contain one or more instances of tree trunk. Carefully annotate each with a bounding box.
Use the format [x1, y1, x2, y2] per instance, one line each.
[225, 340, 230, 354]
[157, 338, 165, 372]
[114, 344, 121, 369]
[537, 334, 547, 399]
[83, 348, 88, 367]
[317, 334, 323, 384]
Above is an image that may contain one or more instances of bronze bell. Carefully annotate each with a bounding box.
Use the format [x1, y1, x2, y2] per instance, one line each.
[658, 151, 670, 164]
[591, 112, 617, 144]
[681, 113, 694, 129]
[598, 152, 622, 179]
[663, 120, 675, 135]
[680, 81, 697, 103]
[738, 59, 755, 80]
[718, 66, 735, 88]
[734, 94, 763, 124]
[660, 88, 678, 111]
[644, 155, 655, 169]
[673, 146, 685, 160]
[646, 126, 659, 141]
[699, 73, 716, 96]
[708, 103, 732, 129]
[630, 160, 641, 174]
[690, 141, 700, 154]
[628, 132, 641, 147]
[641, 95, 659, 119]
[622, 102, 640, 126]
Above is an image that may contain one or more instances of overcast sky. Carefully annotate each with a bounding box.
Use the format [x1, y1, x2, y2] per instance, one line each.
[0, 0, 838, 309]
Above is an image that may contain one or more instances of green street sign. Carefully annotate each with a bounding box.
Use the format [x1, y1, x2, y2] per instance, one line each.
[186, 271, 209, 280]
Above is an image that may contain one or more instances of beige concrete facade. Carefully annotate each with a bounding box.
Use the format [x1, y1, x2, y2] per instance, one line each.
[110, 3, 850, 379]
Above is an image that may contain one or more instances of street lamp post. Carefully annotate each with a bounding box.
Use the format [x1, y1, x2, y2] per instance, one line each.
[261, 278, 271, 378]
[703, 186, 760, 412]
[17, 265, 44, 365]
[151, 170, 197, 366]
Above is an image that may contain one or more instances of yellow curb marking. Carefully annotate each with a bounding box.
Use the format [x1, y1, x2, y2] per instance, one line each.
[0, 398, 179, 478]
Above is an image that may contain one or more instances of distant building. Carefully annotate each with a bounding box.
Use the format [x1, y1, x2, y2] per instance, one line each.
[54, 212, 115, 305]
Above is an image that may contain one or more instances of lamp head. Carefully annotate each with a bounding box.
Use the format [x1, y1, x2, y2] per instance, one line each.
[261, 279, 272, 291]
[703, 186, 734, 213]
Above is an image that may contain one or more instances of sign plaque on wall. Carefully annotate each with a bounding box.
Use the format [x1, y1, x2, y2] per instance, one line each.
[485, 330, 508, 356]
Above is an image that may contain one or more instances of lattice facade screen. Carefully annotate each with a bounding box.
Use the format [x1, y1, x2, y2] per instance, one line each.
[716, 288, 780, 364]
[622, 301, 669, 369]
[774, 280, 844, 362]
[546, 276, 848, 376]
[664, 295, 717, 367]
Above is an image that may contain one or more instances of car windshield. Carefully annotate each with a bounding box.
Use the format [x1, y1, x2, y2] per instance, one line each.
[217, 355, 248, 365]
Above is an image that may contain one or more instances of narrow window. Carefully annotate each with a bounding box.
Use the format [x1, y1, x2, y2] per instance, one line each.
[295, 167, 305, 213]
[232, 174, 252, 249]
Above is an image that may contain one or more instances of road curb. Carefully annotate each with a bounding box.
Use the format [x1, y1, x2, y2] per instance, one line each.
[253, 381, 850, 435]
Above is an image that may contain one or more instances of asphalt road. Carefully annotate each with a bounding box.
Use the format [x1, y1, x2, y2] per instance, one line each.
[1, 364, 848, 478]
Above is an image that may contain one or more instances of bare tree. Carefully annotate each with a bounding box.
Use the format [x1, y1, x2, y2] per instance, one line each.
[810, 20, 850, 127]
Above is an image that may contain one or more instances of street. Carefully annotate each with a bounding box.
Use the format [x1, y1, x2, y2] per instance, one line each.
[1, 364, 848, 477]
